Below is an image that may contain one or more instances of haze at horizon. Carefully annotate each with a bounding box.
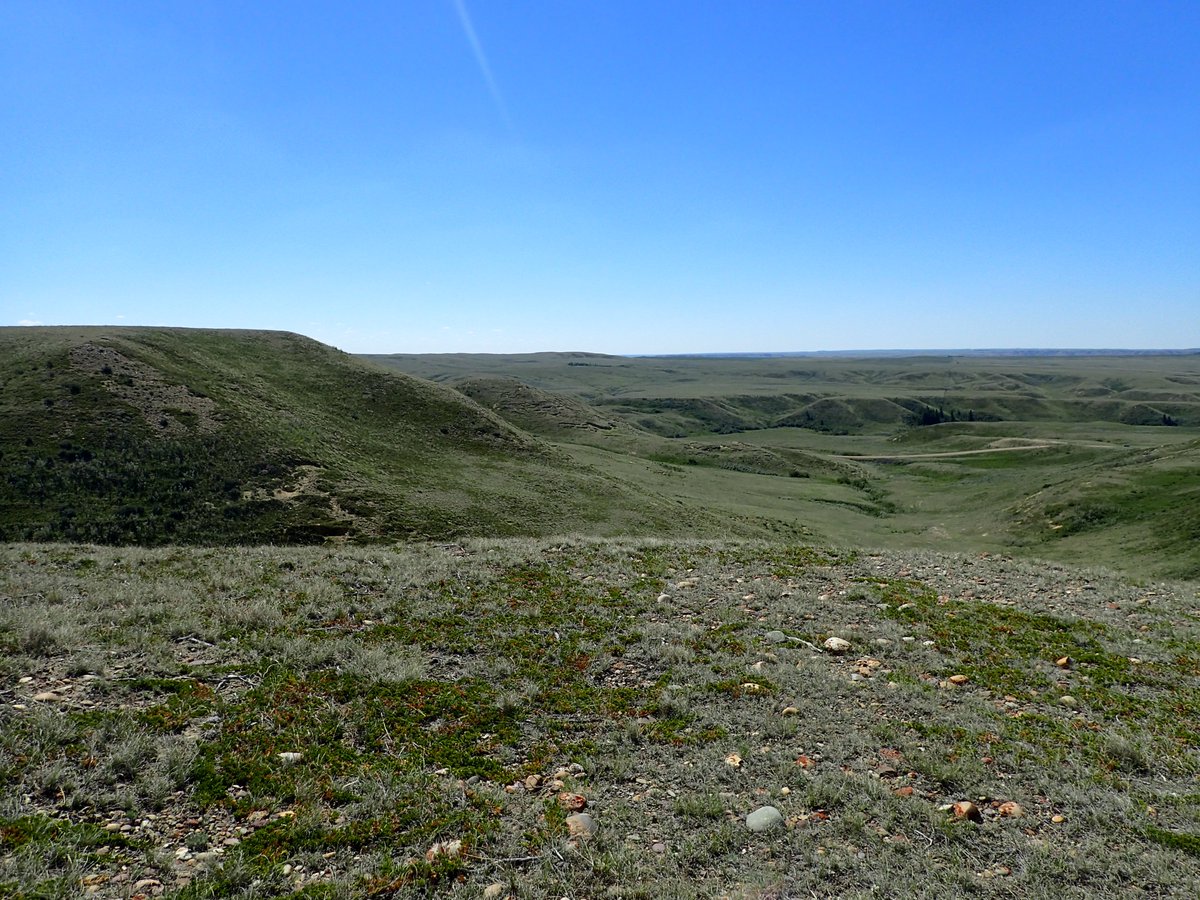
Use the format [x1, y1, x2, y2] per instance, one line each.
[2, 1, 1197, 354]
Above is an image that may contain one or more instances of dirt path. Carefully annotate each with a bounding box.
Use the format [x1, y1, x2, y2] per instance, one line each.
[832, 438, 1118, 461]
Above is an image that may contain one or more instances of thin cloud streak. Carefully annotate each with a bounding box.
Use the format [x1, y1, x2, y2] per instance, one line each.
[451, 0, 515, 135]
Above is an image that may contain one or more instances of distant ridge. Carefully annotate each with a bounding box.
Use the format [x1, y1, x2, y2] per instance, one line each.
[635, 349, 1200, 359]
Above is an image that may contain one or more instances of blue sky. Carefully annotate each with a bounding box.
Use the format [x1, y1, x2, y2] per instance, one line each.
[2, 1, 1197, 353]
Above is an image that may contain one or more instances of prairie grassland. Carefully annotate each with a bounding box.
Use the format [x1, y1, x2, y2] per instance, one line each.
[5, 328, 1198, 577]
[2, 539, 1198, 898]
[375, 350, 1200, 579]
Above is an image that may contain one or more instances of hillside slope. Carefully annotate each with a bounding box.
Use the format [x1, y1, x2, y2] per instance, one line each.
[371, 351, 1200, 578]
[0, 328, 706, 544]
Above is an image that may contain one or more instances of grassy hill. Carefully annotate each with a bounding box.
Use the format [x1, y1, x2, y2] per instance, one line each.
[0, 328, 724, 545]
[3, 331, 1197, 574]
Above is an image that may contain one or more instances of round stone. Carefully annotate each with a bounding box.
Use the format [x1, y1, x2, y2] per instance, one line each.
[565, 812, 597, 838]
[745, 805, 784, 832]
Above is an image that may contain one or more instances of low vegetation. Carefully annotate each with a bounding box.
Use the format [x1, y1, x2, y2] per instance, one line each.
[375, 349, 1200, 578]
[2, 539, 1198, 898]
[4, 328, 1198, 576]
[0, 328, 714, 546]
[3, 330, 1200, 896]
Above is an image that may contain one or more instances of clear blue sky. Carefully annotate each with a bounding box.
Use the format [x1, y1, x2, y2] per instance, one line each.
[2, 1, 1197, 353]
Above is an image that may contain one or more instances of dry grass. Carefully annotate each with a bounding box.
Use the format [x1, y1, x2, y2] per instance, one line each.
[1, 538, 1198, 898]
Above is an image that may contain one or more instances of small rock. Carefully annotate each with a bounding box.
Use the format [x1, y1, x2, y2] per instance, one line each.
[780, 706, 799, 717]
[948, 674, 969, 686]
[557, 792, 587, 812]
[426, 839, 463, 862]
[952, 801, 983, 823]
[997, 801, 1024, 818]
[725, 753, 743, 768]
[894, 786, 914, 798]
[1055, 656, 1071, 668]
[277, 752, 303, 765]
[745, 806, 784, 832]
[651, 841, 666, 853]
[823, 636, 851, 654]
[1051, 814, 1066, 824]
[32, 691, 60, 702]
[979, 865, 1013, 878]
[282, 864, 293, 876]
[764, 630, 788, 643]
[18, 676, 33, 684]
[656, 593, 670, 603]
[524, 774, 542, 791]
[794, 754, 815, 768]
[565, 813, 597, 839]
[482, 885, 506, 900]
[1058, 695, 1078, 708]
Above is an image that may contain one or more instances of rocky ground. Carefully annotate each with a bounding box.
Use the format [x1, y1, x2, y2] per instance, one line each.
[1, 539, 1198, 898]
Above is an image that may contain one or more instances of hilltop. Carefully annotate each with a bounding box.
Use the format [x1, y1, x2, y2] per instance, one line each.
[0, 328, 723, 545]
[1, 538, 1197, 898]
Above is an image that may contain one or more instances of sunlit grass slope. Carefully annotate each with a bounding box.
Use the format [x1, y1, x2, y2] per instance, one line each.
[373, 351, 1200, 578]
[0, 328, 711, 545]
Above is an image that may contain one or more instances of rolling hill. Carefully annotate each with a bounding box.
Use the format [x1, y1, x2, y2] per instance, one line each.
[0, 328, 714, 545]
[372, 350, 1200, 578]
[4, 330, 1197, 577]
